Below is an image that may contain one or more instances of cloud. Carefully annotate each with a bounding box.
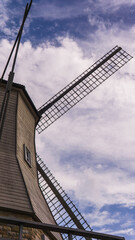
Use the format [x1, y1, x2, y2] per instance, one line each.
[86, 209, 120, 228]
[83, 204, 135, 237]
[32, 0, 135, 22]
[97, 0, 135, 12]
[14, 37, 91, 106]
[32, 0, 88, 20]
[52, 162, 135, 208]
[0, 0, 32, 40]
[110, 228, 135, 238]
[0, 1, 10, 35]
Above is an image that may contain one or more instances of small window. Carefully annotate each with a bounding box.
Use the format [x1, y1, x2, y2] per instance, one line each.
[24, 144, 31, 167]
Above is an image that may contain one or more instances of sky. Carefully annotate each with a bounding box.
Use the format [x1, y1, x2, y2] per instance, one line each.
[0, 0, 135, 239]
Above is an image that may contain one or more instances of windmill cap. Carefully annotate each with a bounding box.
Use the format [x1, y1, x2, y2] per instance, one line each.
[0, 79, 40, 122]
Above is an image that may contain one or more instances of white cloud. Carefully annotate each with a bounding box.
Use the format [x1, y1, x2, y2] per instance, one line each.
[52, 163, 135, 208]
[91, 0, 135, 13]
[110, 228, 135, 237]
[14, 38, 91, 107]
[33, 0, 135, 22]
[86, 209, 120, 228]
[0, 1, 31, 38]
[32, 1, 88, 20]
[0, 1, 13, 36]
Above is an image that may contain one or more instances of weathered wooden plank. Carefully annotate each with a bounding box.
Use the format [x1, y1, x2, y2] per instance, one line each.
[16, 93, 62, 227]
[0, 85, 33, 214]
[0, 201, 33, 213]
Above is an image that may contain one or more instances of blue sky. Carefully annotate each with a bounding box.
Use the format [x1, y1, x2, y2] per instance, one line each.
[0, 0, 135, 239]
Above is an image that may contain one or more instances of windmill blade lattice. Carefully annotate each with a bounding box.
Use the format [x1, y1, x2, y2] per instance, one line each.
[37, 154, 92, 240]
[36, 46, 132, 133]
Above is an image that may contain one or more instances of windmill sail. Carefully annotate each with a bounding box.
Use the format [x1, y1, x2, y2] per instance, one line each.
[36, 46, 132, 133]
[37, 154, 92, 240]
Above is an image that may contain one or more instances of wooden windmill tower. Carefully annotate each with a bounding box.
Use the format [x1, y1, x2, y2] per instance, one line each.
[0, 1, 132, 240]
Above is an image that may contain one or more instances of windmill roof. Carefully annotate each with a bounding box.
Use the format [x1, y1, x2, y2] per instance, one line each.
[1, 79, 40, 120]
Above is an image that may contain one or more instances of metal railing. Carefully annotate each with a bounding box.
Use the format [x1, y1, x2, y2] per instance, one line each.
[0, 216, 125, 240]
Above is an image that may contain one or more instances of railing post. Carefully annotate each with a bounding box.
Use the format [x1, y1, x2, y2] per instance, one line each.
[19, 224, 23, 240]
[68, 233, 72, 240]
[41, 235, 45, 240]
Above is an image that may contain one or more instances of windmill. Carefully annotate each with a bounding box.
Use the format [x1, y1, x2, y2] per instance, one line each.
[0, 1, 132, 240]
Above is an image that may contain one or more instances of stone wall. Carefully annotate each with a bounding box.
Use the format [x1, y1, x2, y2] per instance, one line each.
[0, 224, 45, 240]
[0, 211, 49, 240]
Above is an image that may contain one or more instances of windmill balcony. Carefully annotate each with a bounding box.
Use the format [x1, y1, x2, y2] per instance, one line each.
[0, 215, 125, 240]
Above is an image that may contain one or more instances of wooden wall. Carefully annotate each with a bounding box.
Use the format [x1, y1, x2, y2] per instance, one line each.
[16, 92, 59, 224]
[0, 84, 33, 214]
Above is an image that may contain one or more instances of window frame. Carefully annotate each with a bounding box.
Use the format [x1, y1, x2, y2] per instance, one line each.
[23, 144, 32, 167]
